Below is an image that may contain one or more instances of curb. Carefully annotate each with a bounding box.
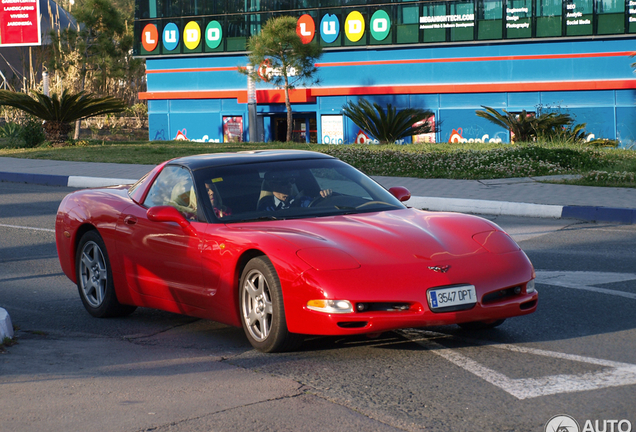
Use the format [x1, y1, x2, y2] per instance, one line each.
[2, 171, 635, 224]
[409, 197, 563, 219]
[0, 171, 137, 188]
[0, 308, 13, 340]
[409, 196, 636, 223]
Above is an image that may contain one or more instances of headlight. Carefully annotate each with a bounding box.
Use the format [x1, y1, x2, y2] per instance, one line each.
[526, 279, 536, 294]
[306, 299, 353, 314]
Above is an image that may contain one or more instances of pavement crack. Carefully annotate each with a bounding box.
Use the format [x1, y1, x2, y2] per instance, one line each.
[121, 319, 200, 342]
[133, 391, 307, 432]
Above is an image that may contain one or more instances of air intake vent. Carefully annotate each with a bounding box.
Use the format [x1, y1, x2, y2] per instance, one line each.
[482, 286, 521, 304]
[355, 302, 412, 312]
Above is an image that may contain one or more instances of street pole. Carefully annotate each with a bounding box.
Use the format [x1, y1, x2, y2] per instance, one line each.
[247, 65, 257, 143]
[43, 71, 49, 96]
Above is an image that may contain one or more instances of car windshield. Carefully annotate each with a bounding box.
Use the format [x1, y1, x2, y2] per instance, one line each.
[193, 158, 406, 223]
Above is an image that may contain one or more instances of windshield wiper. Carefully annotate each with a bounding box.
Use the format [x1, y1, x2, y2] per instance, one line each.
[236, 215, 280, 223]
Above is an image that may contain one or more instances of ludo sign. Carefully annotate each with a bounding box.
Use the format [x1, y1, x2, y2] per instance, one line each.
[141, 10, 391, 53]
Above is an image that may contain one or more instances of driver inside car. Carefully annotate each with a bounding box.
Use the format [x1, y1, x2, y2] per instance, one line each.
[260, 176, 332, 211]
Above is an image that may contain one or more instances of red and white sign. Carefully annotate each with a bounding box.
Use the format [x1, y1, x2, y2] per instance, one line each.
[355, 130, 371, 144]
[257, 58, 297, 82]
[0, 0, 41, 46]
[257, 59, 272, 81]
[296, 14, 315, 44]
[174, 129, 188, 140]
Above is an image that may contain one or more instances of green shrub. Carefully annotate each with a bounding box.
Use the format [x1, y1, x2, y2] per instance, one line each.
[0, 119, 44, 148]
[322, 144, 604, 179]
[0, 122, 23, 138]
[342, 98, 435, 144]
[19, 117, 46, 148]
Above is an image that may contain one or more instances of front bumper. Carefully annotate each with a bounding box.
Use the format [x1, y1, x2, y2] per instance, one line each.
[283, 250, 537, 335]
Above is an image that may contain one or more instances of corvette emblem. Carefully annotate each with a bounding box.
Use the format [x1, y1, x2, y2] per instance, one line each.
[428, 265, 450, 273]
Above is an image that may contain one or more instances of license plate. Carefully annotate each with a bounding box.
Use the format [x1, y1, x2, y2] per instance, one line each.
[427, 285, 476, 312]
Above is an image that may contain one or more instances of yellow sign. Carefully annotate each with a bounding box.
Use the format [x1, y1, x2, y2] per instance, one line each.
[184, 21, 201, 50]
[345, 11, 365, 42]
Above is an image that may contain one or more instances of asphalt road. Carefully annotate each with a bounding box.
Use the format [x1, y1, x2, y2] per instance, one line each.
[1, 182, 635, 432]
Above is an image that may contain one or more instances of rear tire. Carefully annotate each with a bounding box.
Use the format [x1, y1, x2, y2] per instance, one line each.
[239, 256, 303, 353]
[75, 230, 136, 318]
[458, 319, 506, 331]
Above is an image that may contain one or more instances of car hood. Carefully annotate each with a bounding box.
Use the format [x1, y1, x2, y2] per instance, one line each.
[229, 208, 500, 266]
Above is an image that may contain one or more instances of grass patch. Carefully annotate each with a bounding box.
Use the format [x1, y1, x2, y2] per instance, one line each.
[0, 336, 17, 353]
[0, 139, 634, 187]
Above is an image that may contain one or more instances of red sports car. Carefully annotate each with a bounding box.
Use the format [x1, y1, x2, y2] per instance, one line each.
[56, 150, 537, 352]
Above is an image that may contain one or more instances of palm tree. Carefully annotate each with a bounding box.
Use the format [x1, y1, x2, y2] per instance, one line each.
[476, 106, 572, 143]
[240, 16, 322, 142]
[342, 98, 435, 144]
[0, 89, 126, 143]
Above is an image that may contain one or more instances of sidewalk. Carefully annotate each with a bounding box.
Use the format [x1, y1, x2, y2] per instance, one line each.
[1, 156, 635, 224]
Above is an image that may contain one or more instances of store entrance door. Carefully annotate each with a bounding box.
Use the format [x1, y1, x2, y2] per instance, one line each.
[272, 114, 317, 143]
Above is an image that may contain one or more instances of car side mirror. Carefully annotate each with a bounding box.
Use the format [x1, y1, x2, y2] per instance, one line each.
[147, 206, 197, 236]
[389, 186, 411, 202]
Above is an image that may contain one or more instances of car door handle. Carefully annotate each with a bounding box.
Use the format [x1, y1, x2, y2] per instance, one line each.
[124, 215, 138, 226]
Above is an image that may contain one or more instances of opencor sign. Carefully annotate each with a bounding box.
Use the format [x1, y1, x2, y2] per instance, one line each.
[139, 11, 392, 54]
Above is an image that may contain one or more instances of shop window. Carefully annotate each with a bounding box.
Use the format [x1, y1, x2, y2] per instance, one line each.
[178, 0, 200, 16]
[449, 1, 475, 42]
[477, 0, 503, 40]
[322, 0, 365, 5]
[536, 0, 562, 37]
[137, 0, 157, 19]
[596, 0, 625, 34]
[565, 0, 593, 36]
[200, 0, 221, 15]
[397, 3, 421, 43]
[226, 14, 250, 51]
[319, 0, 343, 7]
[420, 3, 447, 42]
[630, 0, 636, 33]
[159, 0, 187, 17]
[224, 0, 279, 13]
[505, 0, 532, 38]
[225, 0, 245, 13]
[257, 0, 294, 12]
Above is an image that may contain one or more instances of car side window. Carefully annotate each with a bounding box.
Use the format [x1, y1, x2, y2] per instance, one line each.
[143, 165, 199, 220]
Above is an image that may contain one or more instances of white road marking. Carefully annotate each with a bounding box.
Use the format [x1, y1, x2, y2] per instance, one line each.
[0, 223, 55, 233]
[536, 270, 636, 300]
[400, 329, 636, 400]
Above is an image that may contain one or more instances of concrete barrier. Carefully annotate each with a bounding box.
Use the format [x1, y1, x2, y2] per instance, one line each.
[0, 308, 14, 340]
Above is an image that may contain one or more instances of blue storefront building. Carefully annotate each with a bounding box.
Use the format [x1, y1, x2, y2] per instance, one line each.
[134, 0, 636, 147]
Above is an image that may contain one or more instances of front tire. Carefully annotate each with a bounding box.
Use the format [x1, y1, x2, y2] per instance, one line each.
[76, 230, 136, 318]
[239, 256, 302, 353]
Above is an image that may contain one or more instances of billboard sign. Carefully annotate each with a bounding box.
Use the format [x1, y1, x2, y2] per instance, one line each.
[223, 116, 243, 142]
[0, 0, 41, 46]
[321, 115, 343, 144]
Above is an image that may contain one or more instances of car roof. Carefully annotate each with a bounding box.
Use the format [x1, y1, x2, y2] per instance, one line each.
[168, 150, 335, 171]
